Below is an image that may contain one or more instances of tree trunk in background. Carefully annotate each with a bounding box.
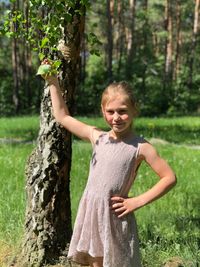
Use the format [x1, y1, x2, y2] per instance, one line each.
[23, 0, 32, 108]
[11, 0, 20, 113]
[188, 0, 200, 86]
[21, 2, 85, 267]
[11, 0, 33, 113]
[12, 37, 20, 113]
[126, 0, 136, 79]
[162, 0, 173, 112]
[106, 0, 114, 82]
[174, 0, 181, 81]
[164, 0, 173, 80]
[23, 43, 32, 108]
[116, 0, 123, 75]
[141, 0, 148, 93]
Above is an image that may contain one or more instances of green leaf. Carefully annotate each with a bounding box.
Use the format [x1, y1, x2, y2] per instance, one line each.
[40, 37, 49, 48]
[38, 53, 45, 61]
[52, 60, 62, 69]
[36, 64, 51, 75]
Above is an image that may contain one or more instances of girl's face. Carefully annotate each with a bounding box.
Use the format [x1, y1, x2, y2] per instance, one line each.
[102, 94, 135, 137]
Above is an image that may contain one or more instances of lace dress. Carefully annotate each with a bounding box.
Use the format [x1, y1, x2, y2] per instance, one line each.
[67, 132, 144, 267]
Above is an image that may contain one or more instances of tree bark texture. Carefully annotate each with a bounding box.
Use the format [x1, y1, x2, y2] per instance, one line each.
[21, 3, 85, 267]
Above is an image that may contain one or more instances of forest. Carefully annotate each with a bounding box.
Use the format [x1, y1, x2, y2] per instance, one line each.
[0, 0, 200, 117]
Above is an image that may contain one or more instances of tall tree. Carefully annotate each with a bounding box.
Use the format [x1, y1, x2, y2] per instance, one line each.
[11, 0, 20, 113]
[161, 0, 173, 112]
[164, 0, 173, 80]
[116, 0, 124, 75]
[7, 0, 34, 114]
[22, 0, 32, 109]
[141, 0, 148, 93]
[126, 0, 136, 79]
[106, 0, 114, 81]
[174, 0, 181, 80]
[18, 1, 86, 266]
[188, 0, 200, 86]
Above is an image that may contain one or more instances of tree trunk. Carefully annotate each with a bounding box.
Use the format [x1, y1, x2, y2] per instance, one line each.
[188, 0, 200, 86]
[21, 3, 85, 267]
[106, 0, 114, 82]
[126, 0, 136, 79]
[23, 0, 32, 109]
[174, 0, 181, 81]
[141, 0, 148, 93]
[162, 0, 173, 112]
[164, 0, 173, 80]
[11, 0, 20, 113]
[12, 37, 20, 113]
[116, 0, 123, 75]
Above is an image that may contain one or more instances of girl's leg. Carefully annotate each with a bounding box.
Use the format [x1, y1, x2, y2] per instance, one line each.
[88, 256, 103, 267]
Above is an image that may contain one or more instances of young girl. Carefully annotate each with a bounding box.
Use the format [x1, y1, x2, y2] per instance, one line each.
[43, 66, 176, 267]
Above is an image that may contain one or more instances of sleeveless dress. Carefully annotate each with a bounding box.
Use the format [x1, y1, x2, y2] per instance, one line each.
[68, 132, 144, 267]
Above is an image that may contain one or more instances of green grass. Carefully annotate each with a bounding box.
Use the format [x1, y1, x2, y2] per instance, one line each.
[0, 116, 39, 140]
[134, 116, 200, 145]
[0, 143, 34, 244]
[0, 115, 200, 144]
[133, 144, 200, 266]
[0, 116, 200, 266]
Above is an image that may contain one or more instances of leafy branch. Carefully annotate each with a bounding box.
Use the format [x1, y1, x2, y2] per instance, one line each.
[0, 0, 101, 74]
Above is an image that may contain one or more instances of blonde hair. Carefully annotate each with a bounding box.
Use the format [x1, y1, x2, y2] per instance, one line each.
[101, 81, 138, 116]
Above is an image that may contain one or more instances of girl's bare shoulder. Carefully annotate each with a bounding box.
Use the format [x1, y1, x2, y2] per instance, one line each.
[138, 139, 159, 161]
[90, 127, 106, 145]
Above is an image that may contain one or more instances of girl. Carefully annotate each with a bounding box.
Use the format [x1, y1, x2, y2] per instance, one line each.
[43, 66, 176, 267]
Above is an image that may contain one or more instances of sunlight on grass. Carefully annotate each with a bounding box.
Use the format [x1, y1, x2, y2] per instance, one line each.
[0, 144, 34, 244]
[0, 116, 39, 140]
[0, 115, 200, 144]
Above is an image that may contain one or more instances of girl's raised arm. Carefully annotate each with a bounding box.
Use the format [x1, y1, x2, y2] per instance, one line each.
[46, 75, 100, 143]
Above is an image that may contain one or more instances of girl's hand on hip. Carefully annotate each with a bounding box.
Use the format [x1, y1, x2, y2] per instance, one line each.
[110, 196, 142, 218]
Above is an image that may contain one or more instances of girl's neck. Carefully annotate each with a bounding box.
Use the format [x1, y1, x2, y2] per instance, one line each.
[109, 128, 134, 141]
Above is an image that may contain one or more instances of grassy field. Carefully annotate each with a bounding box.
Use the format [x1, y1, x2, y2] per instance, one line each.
[0, 115, 200, 144]
[0, 116, 200, 266]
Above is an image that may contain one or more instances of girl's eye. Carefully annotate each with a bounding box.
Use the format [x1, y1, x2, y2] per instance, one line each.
[106, 110, 114, 115]
[119, 110, 127, 114]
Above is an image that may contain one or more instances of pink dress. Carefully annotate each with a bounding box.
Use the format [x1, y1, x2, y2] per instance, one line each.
[68, 132, 144, 267]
